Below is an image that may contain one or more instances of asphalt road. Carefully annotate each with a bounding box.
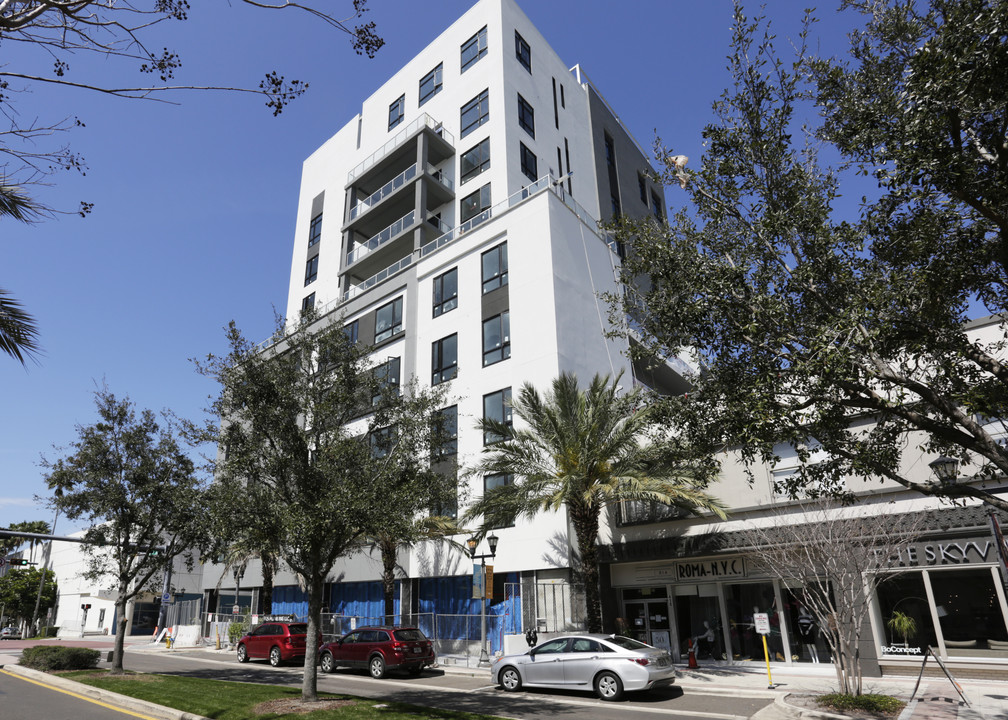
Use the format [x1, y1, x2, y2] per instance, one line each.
[119, 647, 775, 720]
[0, 667, 154, 720]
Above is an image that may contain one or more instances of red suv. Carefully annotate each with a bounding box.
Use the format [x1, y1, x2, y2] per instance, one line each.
[319, 626, 435, 678]
[237, 621, 311, 667]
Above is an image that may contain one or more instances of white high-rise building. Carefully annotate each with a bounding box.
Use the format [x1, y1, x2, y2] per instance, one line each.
[221, 0, 675, 650]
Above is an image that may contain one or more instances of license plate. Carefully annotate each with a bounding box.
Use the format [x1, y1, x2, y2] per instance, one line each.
[412, 647, 421, 654]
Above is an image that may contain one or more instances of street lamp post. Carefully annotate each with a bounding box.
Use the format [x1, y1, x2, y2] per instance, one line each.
[467, 533, 498, 666]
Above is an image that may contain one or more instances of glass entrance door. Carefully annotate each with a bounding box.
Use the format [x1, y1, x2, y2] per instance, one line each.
[622, 587, 671, 651]
[675, 593, 724, 660]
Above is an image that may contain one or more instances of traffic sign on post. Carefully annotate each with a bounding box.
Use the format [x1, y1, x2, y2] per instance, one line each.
[754, 613, 770, 634]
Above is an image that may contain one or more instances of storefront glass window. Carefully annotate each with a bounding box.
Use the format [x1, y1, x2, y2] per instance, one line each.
[725, 582, 780, 661]
[782, 587, 831, 663]
[875, 573, 936, 656]
[930, 568, 1008, 658]
[621, 587, 671, 651]
[675, 587, 723, 660]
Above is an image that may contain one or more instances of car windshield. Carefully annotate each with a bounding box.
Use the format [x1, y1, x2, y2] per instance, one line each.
[394, 629, 426, 641]
[287, 624, 308, 635]
[606, 635, 652, 651]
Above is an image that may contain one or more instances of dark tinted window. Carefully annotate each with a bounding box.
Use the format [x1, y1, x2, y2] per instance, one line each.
[517, 94, 534, 138]
[419, 63, 443, 105]
[360, 630, 379, 642]
[287, 624, 308, 635]
[460, 138, 491, 184]
[461, 90, 490, 138]
[461, 26, 488, 71]
[394, 628, 428, 642]
[607, 635, 651, 650]
[535, 638, 569, 654]
[515, 31, 531, 72]
[376, 630, 390, 641]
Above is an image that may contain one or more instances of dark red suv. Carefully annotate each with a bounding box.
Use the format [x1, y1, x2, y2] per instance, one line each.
[237, 621, 311, 667]
[319, 626, 435, 678]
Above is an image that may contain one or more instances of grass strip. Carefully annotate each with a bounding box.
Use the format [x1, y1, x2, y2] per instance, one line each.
[63, 671, 504, 720]
[817, 692, 905, 716]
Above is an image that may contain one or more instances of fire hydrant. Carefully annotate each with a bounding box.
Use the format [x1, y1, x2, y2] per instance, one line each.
[687, 638, 698, 669]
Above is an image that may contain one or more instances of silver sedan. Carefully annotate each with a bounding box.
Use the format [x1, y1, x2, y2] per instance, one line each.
[491, 634, 677, 701]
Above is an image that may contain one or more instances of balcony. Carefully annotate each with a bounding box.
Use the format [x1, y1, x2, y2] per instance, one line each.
[346, 114, 454, 187]
[346, 210, 415, 266]
[348, 164, 418, 224]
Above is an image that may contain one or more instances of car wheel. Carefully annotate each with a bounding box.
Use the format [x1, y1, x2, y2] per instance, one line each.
[500, 666, 522, 692]
[237, 644, 249, 663]
[369, 654, 386, 679]
[320, 652, 335, 674]
[269, 646, 282, 667]
[594, 670, 624, 701]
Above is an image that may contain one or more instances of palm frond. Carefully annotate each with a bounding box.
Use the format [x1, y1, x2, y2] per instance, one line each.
[0, 288, 42, 365]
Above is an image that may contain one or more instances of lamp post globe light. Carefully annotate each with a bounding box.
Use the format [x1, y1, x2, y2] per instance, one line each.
[467, 533, 498, 666]
[929, 456, 959, 484]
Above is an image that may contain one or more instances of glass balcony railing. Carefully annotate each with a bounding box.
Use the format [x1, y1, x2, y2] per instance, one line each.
[347, 114, 455, 184]
[346, 210, 415, 265]
[348, 163, 417, 222]
[343, 253, 415, 302]
[426, 163, 454, 193]
[420, 175, 552, 258]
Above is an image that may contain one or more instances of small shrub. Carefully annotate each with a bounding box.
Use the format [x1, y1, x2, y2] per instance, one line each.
[20, 645, 101, 671]
[227, 621, 246, 644]
[39, 626, 59, 638]
[818, 693, 905, 716]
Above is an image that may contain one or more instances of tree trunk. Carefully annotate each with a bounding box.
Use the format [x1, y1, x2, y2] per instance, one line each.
[261, 558, 274, 615]
[301, 571, 324, 701]
[570, 503, 602, 633]
[112, 594, 128, 673]
[380, 539, 396, 622]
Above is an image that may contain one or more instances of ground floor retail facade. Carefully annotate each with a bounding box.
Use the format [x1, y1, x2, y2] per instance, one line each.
[601, 508, 1008, 678]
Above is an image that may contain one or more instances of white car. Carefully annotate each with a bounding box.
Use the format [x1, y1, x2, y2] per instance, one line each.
[491, 634, 677, 701]
[0, 626, 21, 640]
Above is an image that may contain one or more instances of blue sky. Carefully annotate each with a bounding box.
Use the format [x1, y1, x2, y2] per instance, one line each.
[0, 0, 859, 533]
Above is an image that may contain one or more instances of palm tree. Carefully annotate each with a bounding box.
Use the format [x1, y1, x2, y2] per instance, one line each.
[465, 371, 726, 633]
[1, 184, 43, 366]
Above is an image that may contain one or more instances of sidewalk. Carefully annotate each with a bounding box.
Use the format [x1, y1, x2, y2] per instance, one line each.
[2, 637, 1007, 719]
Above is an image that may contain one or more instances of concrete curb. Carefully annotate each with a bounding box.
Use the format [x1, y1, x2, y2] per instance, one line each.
[775, 694, 854, 720]
[1, 663, 211, 720]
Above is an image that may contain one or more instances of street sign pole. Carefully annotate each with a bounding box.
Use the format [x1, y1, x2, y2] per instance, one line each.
[754, 612, 774, 688]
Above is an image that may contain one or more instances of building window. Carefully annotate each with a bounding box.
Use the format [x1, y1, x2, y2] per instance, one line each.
[651, 190, 664, 220]
[372, 356, 401, 406]
[611, 193, 622, 219]
[520, 143, 537, 182]
[433, 268, 458, 317]
[564, 138, 572, 194]
[419, 63, 443, 106]
[370, 426, 396, 458]
[560, 84, 565, 108]
[374, 297, 403, 343]
[388, 94, 405, 131]
[460, 138, 491, 184]
[301, 293, 316, 314]
[460, 89, 490, 138]
[482, 311, 510, 366]
[638, 174, 648, 204]
[460, 184, 491, 225]
[308, 213, 322, 247]
[461, 26, 488, 72]
[517, 94, 535, 138]
[483, 388, 512, 445]
[483, 473, 515, 527]
[433, 405, 458, 458]
[432, 334, 458, 385]
[515, 30, 531, 72]
[304, 255, 319, 286]
[481, 242, 508, 294]
[604, 132, 615, 168]
[344, 319, 358, 344]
